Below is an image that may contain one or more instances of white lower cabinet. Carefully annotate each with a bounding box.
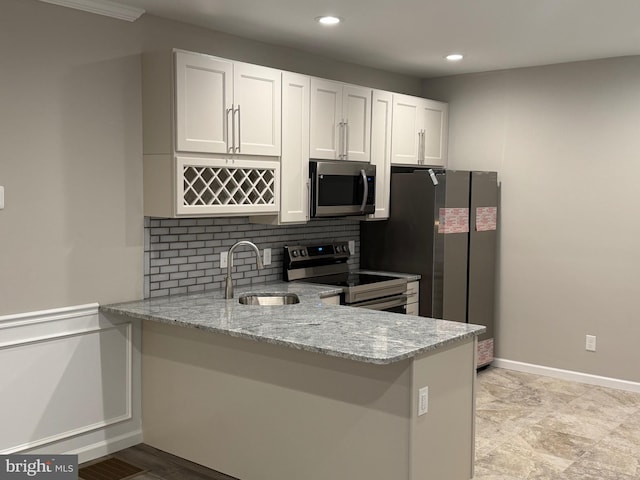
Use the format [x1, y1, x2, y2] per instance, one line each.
[406, 281, 420, 316]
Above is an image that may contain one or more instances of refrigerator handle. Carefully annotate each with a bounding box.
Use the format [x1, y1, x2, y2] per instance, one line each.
[428, 168, 439, 186]
[359, 169, 368, 212]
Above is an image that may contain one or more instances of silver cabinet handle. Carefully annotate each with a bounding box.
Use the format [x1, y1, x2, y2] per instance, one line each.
[337, 121, 344, 159]
[359, 168, 368, 212]
[235, 104, 241, 153]
[226, 107, 233, 153]
[344, 120, 349, 159]
[230, 104, 237, 153]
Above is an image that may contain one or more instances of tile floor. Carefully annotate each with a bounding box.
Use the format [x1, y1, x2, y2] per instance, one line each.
[474, 367, 640, 479]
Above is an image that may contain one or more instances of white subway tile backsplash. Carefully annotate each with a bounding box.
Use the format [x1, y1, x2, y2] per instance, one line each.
[144, 216, 360, 298]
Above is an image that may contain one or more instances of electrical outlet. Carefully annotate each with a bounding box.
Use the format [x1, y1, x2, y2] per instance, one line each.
[348, 240, 355, 255]
[418, 386, 429, 416]
[0, 186, 4, 210]
[263, 248, 272, 266]
[220, 251, 228, 268]
[586, 335, 596, 352]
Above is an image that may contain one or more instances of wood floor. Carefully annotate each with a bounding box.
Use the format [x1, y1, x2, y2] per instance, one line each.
[81, 444, 237, 480]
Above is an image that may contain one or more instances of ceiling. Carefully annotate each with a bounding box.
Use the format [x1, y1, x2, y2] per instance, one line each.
[121, 0, 640, 78]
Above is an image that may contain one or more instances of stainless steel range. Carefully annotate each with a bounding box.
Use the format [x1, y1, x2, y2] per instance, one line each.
[283, 241, 409, 312]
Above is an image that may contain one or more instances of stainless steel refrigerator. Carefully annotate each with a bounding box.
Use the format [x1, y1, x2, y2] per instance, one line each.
[360, 169, 498, 367]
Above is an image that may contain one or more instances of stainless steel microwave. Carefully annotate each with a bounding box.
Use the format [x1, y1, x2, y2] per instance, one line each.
[309, 160, 376, 217]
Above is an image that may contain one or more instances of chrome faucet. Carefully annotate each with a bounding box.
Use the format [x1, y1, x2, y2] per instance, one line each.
[224, 240, 264, 299]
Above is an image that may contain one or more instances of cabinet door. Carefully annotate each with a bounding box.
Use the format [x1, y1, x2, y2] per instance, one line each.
[280, 72, 310, 223]
[369, 90, 393, 219]
[391, 94, 421, 165]
[310, 78, 342, 160]
[234, 62, 281, 156]
[343, 85, 371, 161]
[421, 99, 448, 167]
[175, 51, 232, 154]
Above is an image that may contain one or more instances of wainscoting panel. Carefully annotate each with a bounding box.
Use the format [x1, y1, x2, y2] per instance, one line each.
[0, 304, 135, 454]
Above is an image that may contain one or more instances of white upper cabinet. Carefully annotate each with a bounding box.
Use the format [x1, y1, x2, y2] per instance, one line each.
[174, 51, 281, 157]
[310, 78, 371, 161]
[175, 53, 232, 154]
[368, 90, 393, 220]
[233, 62, 281, 156]
[391, 94, 448, 167]
[142, 50, 281, 218]
[251, 71, 310, 225]
[279, 72, 310, 223]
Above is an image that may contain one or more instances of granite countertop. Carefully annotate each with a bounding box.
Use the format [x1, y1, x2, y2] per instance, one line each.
[101, 281, 484, 365]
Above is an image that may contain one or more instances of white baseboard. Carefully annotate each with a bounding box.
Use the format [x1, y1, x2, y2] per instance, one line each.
[67, 430, 143, 464]
[493, 358, 640, 393]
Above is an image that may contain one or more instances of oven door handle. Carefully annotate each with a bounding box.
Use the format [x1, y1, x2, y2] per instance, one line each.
[359, 169, 368, 212]
[353, 294, 408, 311]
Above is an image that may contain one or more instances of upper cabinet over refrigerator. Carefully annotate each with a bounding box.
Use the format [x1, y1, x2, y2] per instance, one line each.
[391, 94, 448, 167]
[310, 78, 371, 162]
[175, 50, 281, 157]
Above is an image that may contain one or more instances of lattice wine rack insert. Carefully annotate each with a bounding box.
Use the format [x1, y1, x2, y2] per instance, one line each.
[182, 164, 276, 208]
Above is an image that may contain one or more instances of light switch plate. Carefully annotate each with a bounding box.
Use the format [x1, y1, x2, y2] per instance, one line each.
[0, 186, 4, 210]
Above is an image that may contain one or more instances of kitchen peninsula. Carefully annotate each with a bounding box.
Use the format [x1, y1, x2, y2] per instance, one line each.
[101, 282, 484, 480]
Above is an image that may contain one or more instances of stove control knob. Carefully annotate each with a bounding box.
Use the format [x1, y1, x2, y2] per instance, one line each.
[292, 250, 299, 258]
[301, 249, 307, 257]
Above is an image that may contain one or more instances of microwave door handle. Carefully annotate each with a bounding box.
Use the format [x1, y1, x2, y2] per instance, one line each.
[359, 169, 368, 212]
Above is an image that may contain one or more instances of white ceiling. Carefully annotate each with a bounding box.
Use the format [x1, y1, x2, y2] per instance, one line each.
[122, 0, 640, 78]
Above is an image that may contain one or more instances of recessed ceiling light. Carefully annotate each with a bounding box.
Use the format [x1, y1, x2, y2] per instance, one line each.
[316, 16, 342, 26]
[445, 54, 464, 61]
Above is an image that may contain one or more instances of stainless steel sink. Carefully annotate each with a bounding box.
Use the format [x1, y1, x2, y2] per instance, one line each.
[238, 293, 300, 306]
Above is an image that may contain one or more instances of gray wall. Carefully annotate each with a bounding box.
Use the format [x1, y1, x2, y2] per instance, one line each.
[0, 0, 421, 316]
[423, 56, 640, 382]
